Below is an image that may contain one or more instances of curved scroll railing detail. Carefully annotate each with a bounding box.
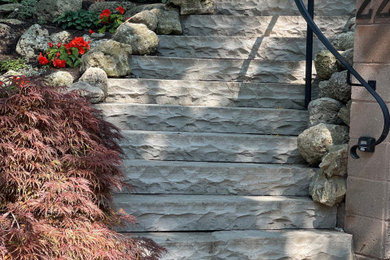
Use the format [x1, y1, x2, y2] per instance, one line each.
[294, 0, 390, 159]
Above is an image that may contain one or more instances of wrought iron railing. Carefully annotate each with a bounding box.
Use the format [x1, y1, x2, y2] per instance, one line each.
[295, 0, 390, 159]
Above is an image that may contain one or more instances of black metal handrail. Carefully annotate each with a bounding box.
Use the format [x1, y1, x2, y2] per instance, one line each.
[295, 0, 390, 159]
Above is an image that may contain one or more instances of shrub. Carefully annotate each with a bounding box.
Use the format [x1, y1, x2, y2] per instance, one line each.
[0, 58, 28, 72]
[0, 77, 165, 259]
[53, 10, 99, 30]
[17, 0, 37, 20]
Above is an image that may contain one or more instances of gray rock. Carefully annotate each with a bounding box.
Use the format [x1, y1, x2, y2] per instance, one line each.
[297, 123, 349, 166]
[129, 10, 158, 31]
[338, 100, 352, 126]
[345, 17, 356, 31]
[16, 24, 50, 59]
[0, 18, 23, 24]
[88, 1, 136, 13]
[167, 0, 215, 15]
[0, 70, 22, 83]
[309, 172, 346, 207]
[332, 31, 354, 51]
[0, 3, 21, 17]
[36, 0, 82, 22]
[113, 22, 158, 55]
[319, 71, 351, 103]
[337, 48, 354, 70]
[50, 31, 71, 44]
[80, 39, 132, 77]
[79, 67, 108, 96]
[320, 144, 348, 178]
[67, 81, 104, 103]
[90, 32, 105, 38]
[46, 71, 74, 87]
[315, 50, 338, 80]
[308, 97, 343, 126]
[0, 23, 16, 54]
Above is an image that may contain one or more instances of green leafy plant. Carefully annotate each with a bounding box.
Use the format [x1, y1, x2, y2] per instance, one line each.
[96, 6, 126, 33]
[53, 9, 99, 30]
[0, 58, 28, 73]
[17, 0, 37, 19]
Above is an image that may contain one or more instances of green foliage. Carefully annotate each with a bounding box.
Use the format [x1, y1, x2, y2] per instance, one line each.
[0, 58, 28, 73]
[53, 10, 99, 30]
[96, 7, 125, 34]
[17, 0, 37, 19]
[0, 0, 20, 3]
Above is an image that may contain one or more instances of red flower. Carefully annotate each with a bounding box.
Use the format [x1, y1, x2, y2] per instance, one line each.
[57, 43, 61, 48]
[64, 37, 90, 56]
[0, 81, 3, 86]
[38, 53, 49, 65]
[99, 9, 111, 19]
[89, 29, 95, 34]
[56, 52, 60, 57]
[48, 42, 54, 48]
[53, 58, 66, 68]
[116, 6, 125, 15]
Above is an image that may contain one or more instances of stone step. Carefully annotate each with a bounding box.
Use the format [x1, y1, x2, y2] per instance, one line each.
[157, 36, 325, 60]
[96, 103, 308, 135]
[214, 0, 356, 16]
[132, 230, 353, 260]
[130, 56, 309, 84]
[181, 15, 349, 37]
[106, 79, 306, 110]
[114, 194, 336, 232]
[120, 160, 316, 196]
[119, 130, 304, 164]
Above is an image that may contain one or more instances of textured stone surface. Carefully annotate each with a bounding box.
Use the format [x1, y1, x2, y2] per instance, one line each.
[182, 15, 349, 37]
[134, 230, 353, 260]
[36, 0, 82, 22]
[67, 81, 105, 103]
[308, 97, 343, 126]
[214, 0, 356, 16]
[120, 130, 304, 164]
[46, 71, 74, 87]
[16, 24, 49, 59]
[115, 194, 336, 231]
[120, 160, 315, 196]
[297, 123, 349, 166]
[96, 103, 307, 135]
[309, 172, 346, 207]
[319, 71, 351, 103]
[315, 50, 338, 80]
[337, 48, 354, 70]
[0, 3, 21, 17]
[50, 31, 71, 44]
[0, 23, 17, 54]
[320, 144, 348, 178]
[130, 10, 158, 31]
[130, 56, 309, 83]
[157, 36, 325, 60]
[88, 1, 136, 13]
[332, 31, 354, 51]
[106, 79, 306, 109]
[79, 67, 108, 96]
[168, 0, 215, 15]
[338, 100, 351, 126]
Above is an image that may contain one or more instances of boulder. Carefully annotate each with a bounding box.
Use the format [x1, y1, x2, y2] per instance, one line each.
[337, 48, 354, 71]
[0, 18, 23, 25]
[88, 2, 136, 13]
[112, 22, 159, 55]
[50, 31, 72, 44]
[319, 71, 351, 103]
[315, 50, 338, 80]
[297, 123, 349, 166]
[320, 144, 348, 178]
[332, 32, 354, 51]
[16, 24, 50, 59]
[0, 23, 17, 54]
[0, 70, 22, 83]
[36, 0, 82, 22]
[79, 67, 108, 96]
[309, 172, 346, 207]
[308, 97, 343, 126]
[80, 39, 132, 77]
[167, 0, 215, 15]
[338, 100, 352, 126]
[46, 71, 74, 87]
[67, 81, 104, 104]
[129, 10, 158, 31]
[0, 3, 21, 18]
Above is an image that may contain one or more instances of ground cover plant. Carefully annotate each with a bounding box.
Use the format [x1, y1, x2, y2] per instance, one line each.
[0, 77, 165, 259]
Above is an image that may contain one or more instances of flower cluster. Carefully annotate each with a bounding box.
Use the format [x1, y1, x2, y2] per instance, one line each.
[96, 6, 126, 33]
[38, 37, 90, 68]
[0, 75, 29, 96]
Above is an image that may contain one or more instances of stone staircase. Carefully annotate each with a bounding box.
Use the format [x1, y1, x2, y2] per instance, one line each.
[97, 0, 356, 259]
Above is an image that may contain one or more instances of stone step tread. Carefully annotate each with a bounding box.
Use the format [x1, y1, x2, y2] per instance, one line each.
[96, 103, 308, 135]
[214, 0, 356, 16]
[132, 230, 353, 260]
[121, 160, 316, 196]
[181, 15, 349, 37]
[119, 130, 304, 164]
[115, 194, 336, 232]
[157, 36, 325, 60]
[130, 56, 311, 83]
[106, 79, 306, 110]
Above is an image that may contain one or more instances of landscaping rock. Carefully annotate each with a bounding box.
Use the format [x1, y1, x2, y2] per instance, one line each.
[308, 97, 343, 126]
[320, 144, 348, 178]
[129, 10, 158, 31]
[46, 71, 74, 87]
[0, 23, 16, 54]
[113, 22, 158, 55]
[79, 67, 108, 96]
[88, 1, 136, 13]
[337, 48, 354, 70]
[0, 18, 23, 25]
[90, 33, 105, 39]
[309, 172, 346, 207]
[36, 0, 82, 22]
[67, 81, 104, 103]
[16, 24, 50, 59]
[50, 31, 72, 44]
[315, 50, 338, 80]
[0, 3, 21, 18]
[297, 123, 349, 166]
[80, 39, 132, 77]
[338, 100, 352, 126]
[332, 31, 354, 51]
[167, 0, 215, 15]
[319, 71, 351, 103]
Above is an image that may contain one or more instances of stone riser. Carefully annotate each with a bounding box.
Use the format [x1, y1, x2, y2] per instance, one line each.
[115, 194, 336, 232]
[106, 79, 306, 110]
[158, 36, 325, 60]
[120, 160, 315, 196]
[130, 56, 310, 84]
[132, 230, 353, 260]
[119, 130, 304, 164]
[181, 15, 349, 38]
[96, 103, 308, 135]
